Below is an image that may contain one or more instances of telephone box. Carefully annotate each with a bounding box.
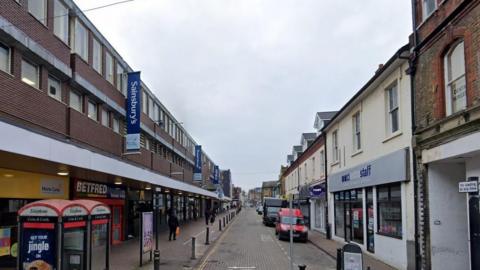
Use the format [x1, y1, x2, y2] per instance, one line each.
[74, 200, 110, 270]
[18, 199, 89, 270]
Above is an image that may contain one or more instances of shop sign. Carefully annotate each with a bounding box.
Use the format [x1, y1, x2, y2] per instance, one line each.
[75, 180, 126, 199]
[126, 71, 141, 151]
[309, 183, 326, 197]
[20, 227, 56, 270]
[459, 181, 478, 193]
[40, 179, 65, 196]
[194, 145, 202, 182]
[329, 149, 408, 192]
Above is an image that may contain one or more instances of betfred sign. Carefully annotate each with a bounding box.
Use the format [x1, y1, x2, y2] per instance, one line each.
[74, 180, 126, 199]
[459, 181, 478, 193]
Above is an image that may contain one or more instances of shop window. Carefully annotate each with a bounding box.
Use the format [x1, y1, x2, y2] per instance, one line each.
[28, 0, 47, 25]
[351, 189, 363, 244]
[48, 76, 62, 101]
[334, 192, 345, 238]
[386, 82, 399, 134]
[105, 51, 114, 84]
[0, 43, 11, 74]
[53, 0, 69, 43]
[377, 183, 402, 238]
[74, 19, 88, 61]
[444, 41, 466, 115]
[352, 112, 361, 151]
[70, 90, 83, 112]
[21, 60, 39, 88]
[92, 38, 102, 74]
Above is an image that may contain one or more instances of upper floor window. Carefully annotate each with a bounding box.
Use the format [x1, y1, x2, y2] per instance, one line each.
[105, 51, 114, 84]
[116, 64, 125, 94]
[74, 20, 88, 61]
[21, 60, 39, 89]
[0, 43, 10, 74]
[311, 157, 315, 178]
[70, 90, 83, 112]
[101, 109, 109, 127]
[386, 83, 399, 134]
[92, 38, 102, 74]
[320, 150, 325, 176]
[48, 76, 62, 101]
[148, 97, 155, 120]
[444, 41, 466, 115]
[112, 116, 120, 133]
[28, 0, 47, 25]
[53, 0, 69, 43]
[332, 130, 339, 162]
[423, 0, 437, 20]
[153, 103, 160, 122]
[352, 112, 361, 151]
[88, 101, 98, 121]
[142, 91, 148, 114]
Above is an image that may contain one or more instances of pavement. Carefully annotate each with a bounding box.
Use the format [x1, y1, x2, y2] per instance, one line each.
[308, 230, 397, 270]
[110, 210, 237, 270]
[197, 208, 336, 270]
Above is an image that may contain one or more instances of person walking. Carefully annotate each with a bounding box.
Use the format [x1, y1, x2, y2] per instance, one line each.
[168, 212, 179, 241]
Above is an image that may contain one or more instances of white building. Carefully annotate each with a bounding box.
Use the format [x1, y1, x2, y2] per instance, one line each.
[324, 45, 415, 270]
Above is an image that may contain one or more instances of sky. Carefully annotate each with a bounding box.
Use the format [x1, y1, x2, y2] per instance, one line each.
[75, 0, 412, 192]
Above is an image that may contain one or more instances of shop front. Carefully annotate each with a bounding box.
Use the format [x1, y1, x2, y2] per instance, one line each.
[126, 188, 153, 239]
[294, 186, 311, 228]
[0, 168, 69, 269]
[309, 182, 327, 233]
[72, 179, 126, 245]
[328, 149, 413, 270]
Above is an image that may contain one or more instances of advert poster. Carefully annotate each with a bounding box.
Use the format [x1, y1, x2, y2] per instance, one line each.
[142, 212, 153, 253]
[21, 228, 56, 270]
[0, 228, 11, 256]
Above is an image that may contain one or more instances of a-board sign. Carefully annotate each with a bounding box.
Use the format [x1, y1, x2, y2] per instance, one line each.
[343, 243, 363, 270]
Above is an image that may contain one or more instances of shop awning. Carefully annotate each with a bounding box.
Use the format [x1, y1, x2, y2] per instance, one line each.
[0, 121, 219, 199]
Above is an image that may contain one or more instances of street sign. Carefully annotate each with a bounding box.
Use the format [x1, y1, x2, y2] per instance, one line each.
[459, 181, 478, 193]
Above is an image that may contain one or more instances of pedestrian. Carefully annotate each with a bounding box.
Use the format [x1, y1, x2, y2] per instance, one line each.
[168, 212, 179, 241]
[205, 208, 210, 226]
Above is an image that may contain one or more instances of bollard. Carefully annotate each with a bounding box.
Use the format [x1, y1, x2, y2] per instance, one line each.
[336, 248, 342, 270]
[205, 227, 210, 245]
[219, 219, 222, 231]
[298, 264, 306, 270]
[191, 237, 196, 259]
[223, 216, 226, 227]
[153, 250, 160, 270]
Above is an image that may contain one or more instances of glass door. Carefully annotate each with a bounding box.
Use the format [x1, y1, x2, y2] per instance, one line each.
[366, 187, 375, 252]
[112, 206, 122, 245]
[344, 202, 352, 242]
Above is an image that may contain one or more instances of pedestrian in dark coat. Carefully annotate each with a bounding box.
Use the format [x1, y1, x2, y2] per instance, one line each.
[168, 213, 179, 241]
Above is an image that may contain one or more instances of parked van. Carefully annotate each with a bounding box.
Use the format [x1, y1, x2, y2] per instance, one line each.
[275, 208, 308, 242]
[263, 198, 287, 226]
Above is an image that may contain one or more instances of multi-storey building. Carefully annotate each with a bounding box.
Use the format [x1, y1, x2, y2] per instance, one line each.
[0, 1, 222, 268]
[411, 1, 480, 269]
[324, 45, 414, 270]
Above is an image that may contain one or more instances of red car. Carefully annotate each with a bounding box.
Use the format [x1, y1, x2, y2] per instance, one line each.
[275, 208, 308, 242]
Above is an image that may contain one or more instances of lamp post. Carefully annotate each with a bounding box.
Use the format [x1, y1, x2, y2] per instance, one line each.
[153, 187, 161, 270]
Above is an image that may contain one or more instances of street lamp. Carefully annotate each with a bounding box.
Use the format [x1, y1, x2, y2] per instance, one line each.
[153, 187, 161, 270]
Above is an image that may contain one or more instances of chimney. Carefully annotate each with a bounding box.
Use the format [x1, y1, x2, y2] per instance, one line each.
[376, 64, 384, 74]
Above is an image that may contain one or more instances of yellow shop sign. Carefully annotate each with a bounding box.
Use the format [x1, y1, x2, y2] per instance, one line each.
[0, 168, 69, 199]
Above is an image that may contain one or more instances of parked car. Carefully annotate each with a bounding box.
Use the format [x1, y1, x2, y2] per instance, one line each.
[256, 205, 263, 215]
[263, 197, 287, 226]
[275, 208, 308, 242]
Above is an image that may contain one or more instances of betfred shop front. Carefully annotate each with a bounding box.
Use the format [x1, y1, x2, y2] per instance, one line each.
[72, 179, 126, 245]
[0, 168, 69, 269]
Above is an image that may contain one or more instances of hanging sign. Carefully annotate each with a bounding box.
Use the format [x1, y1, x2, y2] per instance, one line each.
[193, 145, 202, 182]
[213, 165, 220, 185]
[126, 71, 142, 151]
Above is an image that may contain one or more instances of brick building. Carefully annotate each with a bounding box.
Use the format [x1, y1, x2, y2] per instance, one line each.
[0, 0, 223, 268]
[411, 0, 480, 269]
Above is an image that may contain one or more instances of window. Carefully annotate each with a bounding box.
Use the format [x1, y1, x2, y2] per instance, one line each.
[53, 0, 69, 43]
[444, 41, 466, 115]
[0, 43, 10, 73]
[88, 101, 98, 121]
[148, 97, 155, 119]
[92, 38, 102, 74]
[74, 20, 88, 61]
[21, 60, 39, 88]
[320, 150, 325, 176]
[352, 112, 361, 151]
[332, 130, 339, 162]
[112, 117, 120, 133]
[423, 0, 436, 20]
[153, 103, 160, 122]
[101, 109, 109, 127]
[116, 64, 125, 94]
[142, 91, 148, 114]
[70, 90, 83, 112]
[377, 184, 402, 238]
[387, 83, 399, 133]
[334, 193, 345, 238]
[28, 0, 47, 25]
[304, 163, 307, 183]
[105, 51, 114, 84]
[48, 76, 62, 101]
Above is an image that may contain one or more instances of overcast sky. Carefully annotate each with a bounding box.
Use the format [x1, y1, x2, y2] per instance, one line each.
[75, 0, 412, 192]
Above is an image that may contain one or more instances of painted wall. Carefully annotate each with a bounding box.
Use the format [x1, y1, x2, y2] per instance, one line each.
[285, 145, 325, 195]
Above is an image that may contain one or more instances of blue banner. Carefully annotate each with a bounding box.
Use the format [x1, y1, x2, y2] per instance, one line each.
[193, 145, 202, 181]
[126, 72, 141, 151]
[213, 165, 220, 185]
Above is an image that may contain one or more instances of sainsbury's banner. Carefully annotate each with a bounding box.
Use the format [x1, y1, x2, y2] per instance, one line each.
[193, 145, 202, 182]
[126, 72, 141, 151]
[213, 165, 219, 185]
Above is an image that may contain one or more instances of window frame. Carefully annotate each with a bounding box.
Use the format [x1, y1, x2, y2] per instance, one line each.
[116, 63, 125, 94]
[332, 130, 339, 163]
[444, 40, 466, 116]
[377, 183, 403, 239]
[352, 112, 361, 152]
[53, 0, 69, 44]
[69, 90, 83, 113]
[74, 19, 89, 61]
[92, 37, 102, 74]
[28, 0, 47, 25]
[422, 0, 437, 21]
[386, 82, 399, 134]
[112, 116, 120, 134]
[105, 51, 114, 84]
[87, 100, 98, 121]
[47, 76, 62, 102]
[101, 109, 109, 127]
[21, 59, 40, 89]
[0, 42, 11, 74]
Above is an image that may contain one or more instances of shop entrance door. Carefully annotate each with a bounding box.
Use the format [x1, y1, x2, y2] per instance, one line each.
[344, 203, 352, 242]
[366, 187, 375, 253]
[112, 206, 123, 245]
[469, 196, 480, 269]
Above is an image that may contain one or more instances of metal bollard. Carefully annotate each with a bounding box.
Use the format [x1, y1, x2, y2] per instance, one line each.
[205, 227, 210, 245]
[223, 216, 226, 227]
[153, 250, 160, 270]
[219, 219, 222, 231]
[298, 264, 306, 270]
[336, 248, 342, 270]
[191, 237, 196, 259]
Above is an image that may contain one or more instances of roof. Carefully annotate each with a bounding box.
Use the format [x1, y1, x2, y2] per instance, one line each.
[316, 111, 338, 120]
[301, 132, 317, 141]
[262, 181, 278, 188]
[287, 155, 294, 162]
